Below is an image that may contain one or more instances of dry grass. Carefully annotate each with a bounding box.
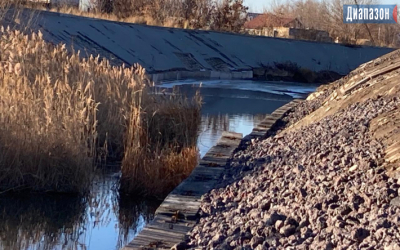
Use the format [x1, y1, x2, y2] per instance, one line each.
[27, 5, 185, 28]
[0, 28, 98, 193]
[121, 92, 202, 197]
[23, 0, 248, 31]
[0, 26, 201, 195]
[0, 0, 202, 196]
[0, 27, 147, 193]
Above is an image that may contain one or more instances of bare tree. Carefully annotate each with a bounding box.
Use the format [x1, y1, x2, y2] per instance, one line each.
[211, 0, 248, 32]
[267, 0, 400, 46]
[87, 0, 246, 31]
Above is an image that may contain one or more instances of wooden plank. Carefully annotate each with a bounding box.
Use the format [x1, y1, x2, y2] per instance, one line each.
[340, 62, 400, 95]
[244, 100, 302, 141]
[122, 100, 302, 250]
[386, 142, 400, 163]
[123, 131, 242, 249]
[199, 132, 242, 167]
[387, 142, 400, 154]
[387, 154, 400, 163]
[123, 226, 184, 249]
[387, 148, 400, 158]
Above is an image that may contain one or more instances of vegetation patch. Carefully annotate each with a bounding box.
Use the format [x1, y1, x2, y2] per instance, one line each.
[0, 26, 201, 195]
[121, 91, 201, 197]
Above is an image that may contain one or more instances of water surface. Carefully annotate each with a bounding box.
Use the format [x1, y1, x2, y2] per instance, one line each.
[158, 80, 317, 156]
[0, 171, 160, 250]
[0, 80, 316, 249]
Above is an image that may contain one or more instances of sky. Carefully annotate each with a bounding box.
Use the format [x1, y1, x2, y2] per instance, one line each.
[244, 0, 271, 12]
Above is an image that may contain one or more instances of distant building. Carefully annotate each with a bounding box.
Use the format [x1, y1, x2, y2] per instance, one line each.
[247, 12, 262, 21]
[244, 13, 332, 43]
[244, 13, 303, 31]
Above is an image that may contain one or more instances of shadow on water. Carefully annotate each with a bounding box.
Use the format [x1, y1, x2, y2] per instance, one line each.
[0, 170, 161, 250]
[116, 194, 161, 248]
[0, 193, 86, 250]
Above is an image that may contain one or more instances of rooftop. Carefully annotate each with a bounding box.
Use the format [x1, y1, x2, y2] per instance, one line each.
[244, 13, 299, 29]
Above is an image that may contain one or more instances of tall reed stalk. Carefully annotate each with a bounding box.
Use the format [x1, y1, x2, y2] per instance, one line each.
[121, 91, 202, 197]
[0, 28, 147, 193]
[0, 26, 201, 195]
[0, 28, 98, 193]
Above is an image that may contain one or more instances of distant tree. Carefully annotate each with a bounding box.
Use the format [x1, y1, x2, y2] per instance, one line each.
[90, 0, 248, 32]
[94, 0, 113, 13]
[211, 0, 248, 32]
[113, 0, 146, 18]
[183, 0, 214, 29]
[267, 0, 399, 47]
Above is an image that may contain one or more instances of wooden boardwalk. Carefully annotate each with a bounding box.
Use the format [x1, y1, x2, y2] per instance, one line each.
[122, 99, 302, 250]
[241, 99, 303, 143]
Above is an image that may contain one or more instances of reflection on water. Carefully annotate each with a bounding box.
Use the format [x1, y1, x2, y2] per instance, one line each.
[199, 114, 265, 156]
[155, 80, 313, 157]
[0, 80, 315, 250]
[0, 171, 160, 250]
[0, 194, 86, 250]
[81, 173, 160, 250]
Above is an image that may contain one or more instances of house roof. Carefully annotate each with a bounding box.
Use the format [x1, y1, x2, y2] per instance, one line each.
[244, 13, 299, 29]
[248, 12, 262, 20]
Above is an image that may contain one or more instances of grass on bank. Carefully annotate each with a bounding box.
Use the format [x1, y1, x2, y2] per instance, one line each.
[121, 92, 201, 197]
[34, 5, 187, 28]
[0, 28, 100, 193]
[0, 26, 201, 195]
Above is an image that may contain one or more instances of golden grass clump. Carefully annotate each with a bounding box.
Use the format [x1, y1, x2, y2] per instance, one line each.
[120, 92, 201, 197]
[0, 27, 146, 193]
[0, 26, 201, 196]
[0, 28, 98, 193]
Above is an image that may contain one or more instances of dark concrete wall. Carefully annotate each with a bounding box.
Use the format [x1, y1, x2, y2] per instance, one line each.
[3, 9, 394, 82]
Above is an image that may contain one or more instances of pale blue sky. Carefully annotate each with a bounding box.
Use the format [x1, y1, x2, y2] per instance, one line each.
[244, 0, 271, 12]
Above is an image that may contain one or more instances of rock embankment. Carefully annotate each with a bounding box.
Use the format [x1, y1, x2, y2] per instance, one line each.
[187, 50, 400, 249]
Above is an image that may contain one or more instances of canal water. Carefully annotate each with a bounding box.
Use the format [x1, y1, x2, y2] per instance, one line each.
[159, 80, 317, 156]
[0, 80, 317, 250]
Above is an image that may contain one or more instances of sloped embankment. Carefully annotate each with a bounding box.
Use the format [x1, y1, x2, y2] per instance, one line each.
[187, 50, 400, 249]
[3, 9, 394, 83]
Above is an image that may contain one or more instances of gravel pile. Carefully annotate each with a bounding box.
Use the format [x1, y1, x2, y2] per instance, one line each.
[188, 95, 400, 250]
[281, 49, 400, 128]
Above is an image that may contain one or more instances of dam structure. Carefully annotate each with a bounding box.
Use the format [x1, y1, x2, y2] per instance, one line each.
[3, 9, 394, 83]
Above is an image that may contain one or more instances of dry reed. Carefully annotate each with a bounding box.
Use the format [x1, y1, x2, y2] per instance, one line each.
[0, 26, 201, 195]
[120, 92, 202, 197]
[0, 27, 147, 193]
[27, 5, 184, 28]
[0, 28, 98, 193]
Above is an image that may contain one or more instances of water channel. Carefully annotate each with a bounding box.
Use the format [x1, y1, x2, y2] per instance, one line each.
[0, 80, 317, 250]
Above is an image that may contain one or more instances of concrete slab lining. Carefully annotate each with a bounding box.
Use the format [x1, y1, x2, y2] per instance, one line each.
[3, 9, 394, 83]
